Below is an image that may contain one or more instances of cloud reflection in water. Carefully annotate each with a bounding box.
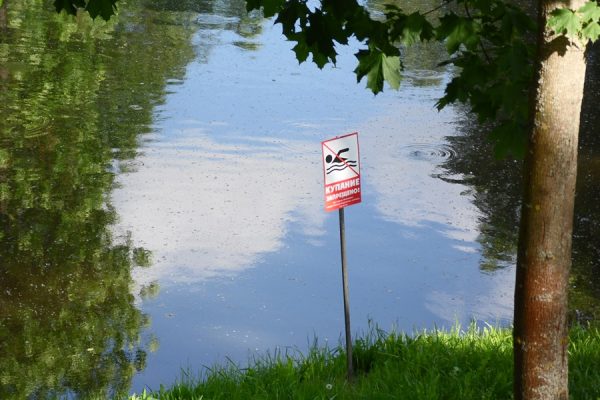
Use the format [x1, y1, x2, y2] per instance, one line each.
[359, 99, 482, 246]
[113, 129, 325, 286]
[356, 101, 513, 325]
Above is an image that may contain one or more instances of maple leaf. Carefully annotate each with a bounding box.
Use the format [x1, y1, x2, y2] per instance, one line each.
[548, 8, 581, 39]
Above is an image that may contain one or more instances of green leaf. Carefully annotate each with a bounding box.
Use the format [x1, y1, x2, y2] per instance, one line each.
[489, 121, 527, 159]
[292, 40, 310, 63]
[400, 12, 434, 45]
[437, 14, 480, 54]
[501, 7, 536, 40]
[85, 0, 117, 20]
[496, 41, 530, 77]
[305, 11, 339, 66]
[381, 55, 401, 90]
[54, 0, 84, 15]
[582, 21, 600, 42]
[246, 0, 262, 12]
[436, 75, 473, 110]
[347, 10, 381, 41]
[322, 0, 360, 19]
[355, 49, 382, 94]
[578, 1, 600, 23]
[312, 51, 330, 69]
[548, 8, 580, 38]
[262, 0, 285, 18]
[275, 1, 309, 36]
[354, 49, 402, 94]
[246, 0, 284, 16]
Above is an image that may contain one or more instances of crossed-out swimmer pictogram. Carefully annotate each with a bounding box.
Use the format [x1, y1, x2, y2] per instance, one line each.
[325, 148, 358, 175]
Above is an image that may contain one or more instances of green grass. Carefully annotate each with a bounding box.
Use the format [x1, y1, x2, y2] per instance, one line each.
[130, 324, 600, 400]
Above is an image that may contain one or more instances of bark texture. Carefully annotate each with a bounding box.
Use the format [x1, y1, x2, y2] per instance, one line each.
[513, 0, 587, 398]
[0, 0, 7, 30]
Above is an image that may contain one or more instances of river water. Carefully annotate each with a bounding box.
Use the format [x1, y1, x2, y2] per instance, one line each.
[0, 0, 598, 397]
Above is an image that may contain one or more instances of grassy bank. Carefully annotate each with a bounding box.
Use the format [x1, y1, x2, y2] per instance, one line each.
[130, 325, 600, 400]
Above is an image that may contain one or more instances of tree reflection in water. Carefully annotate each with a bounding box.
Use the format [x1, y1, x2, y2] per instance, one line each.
[441, 42, 600, 325]
[0, 0, 203, 396]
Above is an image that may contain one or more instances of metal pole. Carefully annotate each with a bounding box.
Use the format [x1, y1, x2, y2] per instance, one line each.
[338, 207, 354, 381]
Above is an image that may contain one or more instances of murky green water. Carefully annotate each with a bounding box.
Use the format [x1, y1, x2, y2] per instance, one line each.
[1, 0, 598, 397]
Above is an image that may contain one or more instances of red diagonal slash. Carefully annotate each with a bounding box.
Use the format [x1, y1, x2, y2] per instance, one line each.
[323, 141, 360, 178]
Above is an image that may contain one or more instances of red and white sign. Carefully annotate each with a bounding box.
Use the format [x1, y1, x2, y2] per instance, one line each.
[322, 132, 361, 212]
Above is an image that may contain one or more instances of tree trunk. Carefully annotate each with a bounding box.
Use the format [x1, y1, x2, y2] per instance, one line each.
[513, 0, 587, 398]
[0, 0, 8, 30]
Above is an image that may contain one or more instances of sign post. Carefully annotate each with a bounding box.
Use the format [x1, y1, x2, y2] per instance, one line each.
[321, 132, 361, 381]
[338, 206, 353, 381]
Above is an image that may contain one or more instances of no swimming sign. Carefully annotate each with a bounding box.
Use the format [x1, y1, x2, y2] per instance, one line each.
[321, 132, 361, 380]
[321, 132, 361, 212]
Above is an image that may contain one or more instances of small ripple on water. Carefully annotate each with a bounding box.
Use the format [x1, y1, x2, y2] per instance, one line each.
[194, 13, 240, 27]
[402, 143, 458, 162]
[400, 143, 478, 185]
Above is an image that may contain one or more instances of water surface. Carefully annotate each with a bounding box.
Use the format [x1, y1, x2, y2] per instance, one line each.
[112, 2, 513, 390]
[0, 0, 598, 397]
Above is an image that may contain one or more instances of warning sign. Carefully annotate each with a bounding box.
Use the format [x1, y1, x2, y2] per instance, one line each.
[322, 132, 361, 212]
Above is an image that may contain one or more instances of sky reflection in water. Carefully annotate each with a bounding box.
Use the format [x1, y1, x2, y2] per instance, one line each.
[113, 18, 515, 391]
